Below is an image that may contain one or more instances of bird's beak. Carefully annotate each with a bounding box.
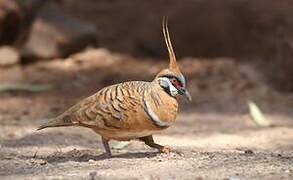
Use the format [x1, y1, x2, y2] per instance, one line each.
[178, 87, 192, 101]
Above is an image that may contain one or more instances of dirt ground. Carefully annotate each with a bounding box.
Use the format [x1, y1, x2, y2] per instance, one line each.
[1, 49, 293, 179]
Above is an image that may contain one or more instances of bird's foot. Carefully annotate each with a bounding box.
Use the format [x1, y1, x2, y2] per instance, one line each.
[159, 146, 183, 156]
[100, 152, 112, 159]
[159, 146, 172, 153]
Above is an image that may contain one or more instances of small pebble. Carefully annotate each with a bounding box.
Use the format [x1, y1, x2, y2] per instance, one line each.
[88, 159, 95, 163]
[40, 161, 47, 165]
[244, 149, 254, 154]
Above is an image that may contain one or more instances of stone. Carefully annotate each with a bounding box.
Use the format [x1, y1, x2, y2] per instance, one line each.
[0, 46, 20, 67]
[0, 0, 22, 46]
[21, 2, 97, 63]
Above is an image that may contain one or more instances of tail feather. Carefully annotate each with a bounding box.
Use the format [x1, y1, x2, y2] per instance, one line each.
[37, 115, 76, 130]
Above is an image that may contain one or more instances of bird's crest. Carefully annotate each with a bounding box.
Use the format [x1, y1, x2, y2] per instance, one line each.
[162, 16, 181, 74]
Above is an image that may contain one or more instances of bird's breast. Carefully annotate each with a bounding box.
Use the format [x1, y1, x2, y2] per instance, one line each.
[143, 85, 178, 128]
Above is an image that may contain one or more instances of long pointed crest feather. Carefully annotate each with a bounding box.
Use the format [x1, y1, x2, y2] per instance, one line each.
[162, 16, 180, 72]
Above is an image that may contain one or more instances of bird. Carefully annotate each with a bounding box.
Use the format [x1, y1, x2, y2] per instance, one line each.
[37, 17, 192, 157]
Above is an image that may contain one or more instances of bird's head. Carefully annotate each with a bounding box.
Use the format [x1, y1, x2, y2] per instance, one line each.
[155, 17, 192, 101]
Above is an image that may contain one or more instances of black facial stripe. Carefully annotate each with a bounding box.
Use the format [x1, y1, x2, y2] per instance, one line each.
[161, 85, 172, 96]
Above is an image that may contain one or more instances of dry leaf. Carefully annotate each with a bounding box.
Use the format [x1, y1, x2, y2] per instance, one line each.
[248, 101, 271, 127]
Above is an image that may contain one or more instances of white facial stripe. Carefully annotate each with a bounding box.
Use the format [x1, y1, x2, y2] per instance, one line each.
[143, 91, 172, 128]
[158, 77, 178, 97]
[169, 82, 178, 96]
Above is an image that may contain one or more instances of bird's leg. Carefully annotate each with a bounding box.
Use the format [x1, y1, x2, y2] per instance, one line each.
[102, 137, 112, 157]
[139, 135, 171, 153]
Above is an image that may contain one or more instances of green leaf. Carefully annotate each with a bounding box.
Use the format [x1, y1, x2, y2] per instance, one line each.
[248, 101, 270, 127]
[0, 83, 53, 92]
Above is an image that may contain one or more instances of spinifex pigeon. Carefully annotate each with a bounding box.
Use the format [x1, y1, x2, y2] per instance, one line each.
[38, 17, 192, 156]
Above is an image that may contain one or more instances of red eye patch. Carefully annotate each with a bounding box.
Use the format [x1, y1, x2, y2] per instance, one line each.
[172, 79, 182, 88]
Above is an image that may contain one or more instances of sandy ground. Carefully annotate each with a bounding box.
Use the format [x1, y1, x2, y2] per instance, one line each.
[1, 49, 293, 179]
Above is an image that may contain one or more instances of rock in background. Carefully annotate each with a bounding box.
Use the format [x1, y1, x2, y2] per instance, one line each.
[0, 0, 22, 46]
[0, 46, 20, 67]
[0, 0, 97, 64]
[21, 1, 97, 63]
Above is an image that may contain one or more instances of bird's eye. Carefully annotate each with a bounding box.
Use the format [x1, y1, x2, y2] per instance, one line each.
[171, 78, 180, 86]
[171, 79, 177, 84]
[170, 78, 182, 88]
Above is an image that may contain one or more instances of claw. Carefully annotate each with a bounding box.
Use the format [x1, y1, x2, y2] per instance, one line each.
[159, 146, 172, 153]
[159, 146, 183, 156]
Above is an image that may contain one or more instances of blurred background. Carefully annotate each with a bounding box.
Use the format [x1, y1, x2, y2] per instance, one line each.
[1, 0, 293, 89]
[1, 0, 293, 179]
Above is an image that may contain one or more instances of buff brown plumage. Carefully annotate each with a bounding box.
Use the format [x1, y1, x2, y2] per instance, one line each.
[38, 16, 191, 156]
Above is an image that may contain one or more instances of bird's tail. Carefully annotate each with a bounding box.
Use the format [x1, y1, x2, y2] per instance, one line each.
[37, 115, 76, 130]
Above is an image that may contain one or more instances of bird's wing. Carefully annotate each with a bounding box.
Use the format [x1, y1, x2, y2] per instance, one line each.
[66, 81, 149, 130]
